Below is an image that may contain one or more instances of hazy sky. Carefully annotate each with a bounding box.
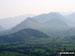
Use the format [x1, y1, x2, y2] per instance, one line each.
[0, 0, 75, 18]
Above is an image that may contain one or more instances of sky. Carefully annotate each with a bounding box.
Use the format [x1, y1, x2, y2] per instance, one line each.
[0, 0, 75, 18]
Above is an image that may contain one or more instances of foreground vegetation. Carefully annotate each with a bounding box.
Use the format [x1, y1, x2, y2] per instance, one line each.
[0, 37, 75, 56]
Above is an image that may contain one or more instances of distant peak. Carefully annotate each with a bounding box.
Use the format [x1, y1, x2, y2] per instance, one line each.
[49, 12, 60, 14]
[48, 12, 62, 16]
[47, 12, 63, 17]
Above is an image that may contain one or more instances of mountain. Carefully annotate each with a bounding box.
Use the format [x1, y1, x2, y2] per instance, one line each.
[32, 12, 69, 33]
[0, 14, 34, 30]
[0, 12, 75, 48]
[0, 26, 5, 31]
[15, 12, 68, 32]
[0, 29, 49, 43]
[33, 12, 65, 23]
[0, 12, 69, 35]
[0, 17, 42, 35]
[12, 17, 42, 31]
[65, 13, 75, 27]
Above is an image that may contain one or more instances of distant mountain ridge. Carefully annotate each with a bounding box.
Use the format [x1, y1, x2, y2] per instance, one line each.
[0, 14, 34, 30]
[0, 12, 75, 44]
[33, 12, 65, 23]
[64, 12, 75, 27]
[0, 12, 69, 35]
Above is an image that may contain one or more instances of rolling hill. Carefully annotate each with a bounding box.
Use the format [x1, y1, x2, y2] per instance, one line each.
[0, 29, 49, 43]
